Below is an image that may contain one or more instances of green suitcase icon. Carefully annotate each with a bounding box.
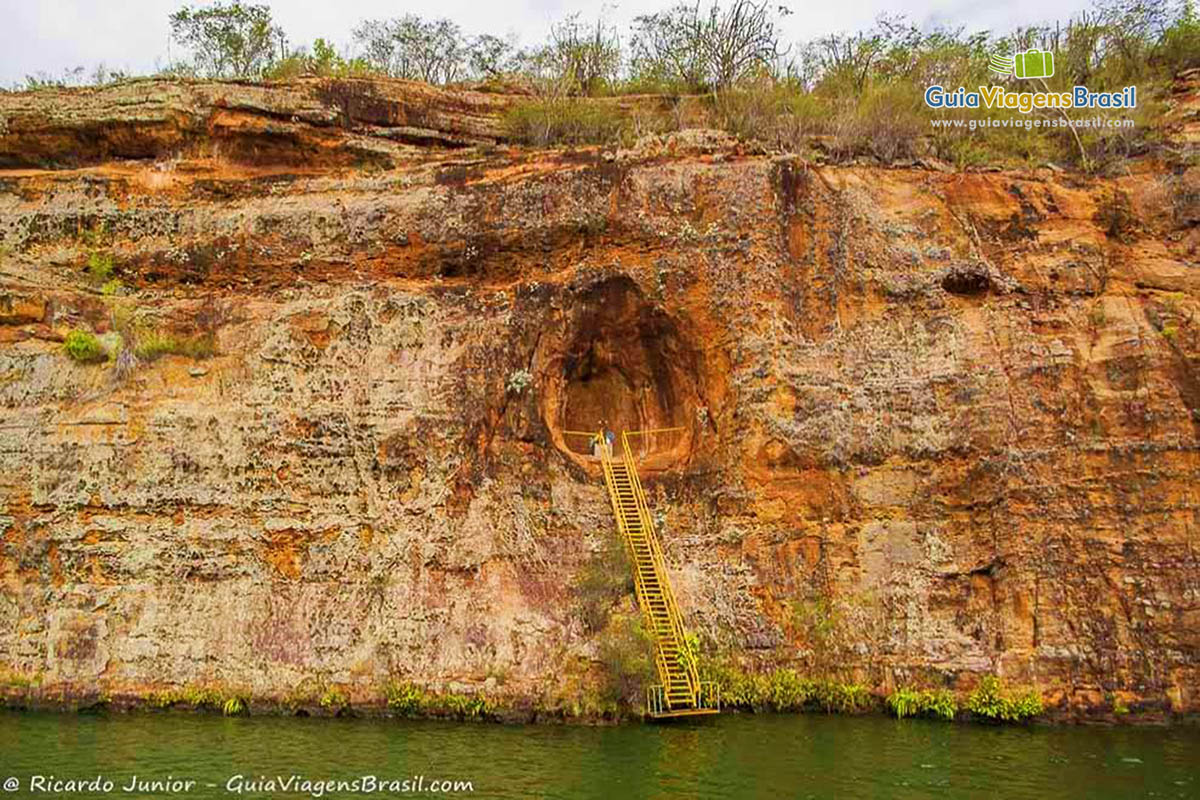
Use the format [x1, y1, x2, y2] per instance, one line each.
[1014, 49, 1054, 79]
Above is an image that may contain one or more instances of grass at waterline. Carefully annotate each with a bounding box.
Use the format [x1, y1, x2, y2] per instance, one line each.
[0, 666, 1126, 726]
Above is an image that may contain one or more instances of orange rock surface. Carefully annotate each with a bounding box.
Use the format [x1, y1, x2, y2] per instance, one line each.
[0, 78, 1197, 718]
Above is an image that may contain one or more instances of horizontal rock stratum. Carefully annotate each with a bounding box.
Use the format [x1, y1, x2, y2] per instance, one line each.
[0, 78, 1197, 719]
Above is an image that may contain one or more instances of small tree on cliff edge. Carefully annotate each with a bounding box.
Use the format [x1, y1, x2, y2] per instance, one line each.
[169, 1, 284, 79]
[352, 16, 470, 84]
[630, 0, 790, 92]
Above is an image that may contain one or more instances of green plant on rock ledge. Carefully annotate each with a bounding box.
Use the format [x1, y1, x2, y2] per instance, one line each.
[384, 682, 429, 716]
[0, 670, 43, 690]
[384, 681, 493, 720]
[700, 661, 875, 715]
[319, 687, 349, 712]
[678, 631, 701, 677]
[888, 688, 922, 719]
[149, 685, 226, 709]
[887, 687, 958, 720]
[87, 251, 114, 284]
[921, 688, 958, 720]
[222, 696, 247, 716]
[966, 675, 1044, 722]
[181, 686, 223, 709]
[765, 669, 815, 711]
[133, 330, 216, 361]
[437, 692, 493, 720]
[817, 681, 872, 714]
[64, 330, 107, 363]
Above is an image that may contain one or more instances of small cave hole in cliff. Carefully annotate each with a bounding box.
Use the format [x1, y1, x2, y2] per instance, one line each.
[941, 264, 992, 296]
[544, 276, 701, 467]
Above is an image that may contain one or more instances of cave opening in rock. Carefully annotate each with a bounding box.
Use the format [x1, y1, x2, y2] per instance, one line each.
[544, 276, 701, 467]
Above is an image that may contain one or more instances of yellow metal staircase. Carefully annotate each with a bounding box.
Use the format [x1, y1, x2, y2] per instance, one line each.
[597, 429, 719, 718]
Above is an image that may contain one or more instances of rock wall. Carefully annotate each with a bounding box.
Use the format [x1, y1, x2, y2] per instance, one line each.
[0, 79, 1198, 716]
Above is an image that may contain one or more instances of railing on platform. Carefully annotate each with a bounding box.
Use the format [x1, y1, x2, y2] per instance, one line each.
[647, 682, 720, 717]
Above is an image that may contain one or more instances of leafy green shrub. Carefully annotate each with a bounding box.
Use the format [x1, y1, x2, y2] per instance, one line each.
[180, 686, 222, 708]
[966, 675, 1043, 721]
[319, 687, 348, 711]
[264, 38, 375, 80]
[921, 688, 959, 720]
[678, 632, 701, 678]
[766, 669, 816, 711]
[384, 682, 429, 716]
[149, 689, 182, 709]
[222, 696, 247, 716]
[816, 680, 873, 714]
[888, 688, 922, 719]
[1008, 688, 1046, 719]
[64, 330, 106, 363]
[384, 682, 492, 719]
[700, 661, 769, 709]
[887, 687, 958, 720]
[437, 693, 492, 720]
[966, 676, 1007, 718]
[100, 279, 123, 296]
[700, 661, 876, 715]
[87, 252, 114, 283]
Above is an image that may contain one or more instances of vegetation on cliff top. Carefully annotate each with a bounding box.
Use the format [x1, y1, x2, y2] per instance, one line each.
[495, 0, 1198, 170]
[14, 0, 1200, 172]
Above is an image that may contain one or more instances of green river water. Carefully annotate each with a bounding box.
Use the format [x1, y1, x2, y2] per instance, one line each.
[0, 710, 1196, 799]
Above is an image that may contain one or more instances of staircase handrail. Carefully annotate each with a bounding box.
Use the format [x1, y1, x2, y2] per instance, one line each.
[596, 427, 705, 711]
[619, 431, 702, 703]
[599, 446, 657, 634]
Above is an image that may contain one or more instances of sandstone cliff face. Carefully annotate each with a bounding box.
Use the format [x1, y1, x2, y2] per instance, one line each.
[0, 79, 1198, 717]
